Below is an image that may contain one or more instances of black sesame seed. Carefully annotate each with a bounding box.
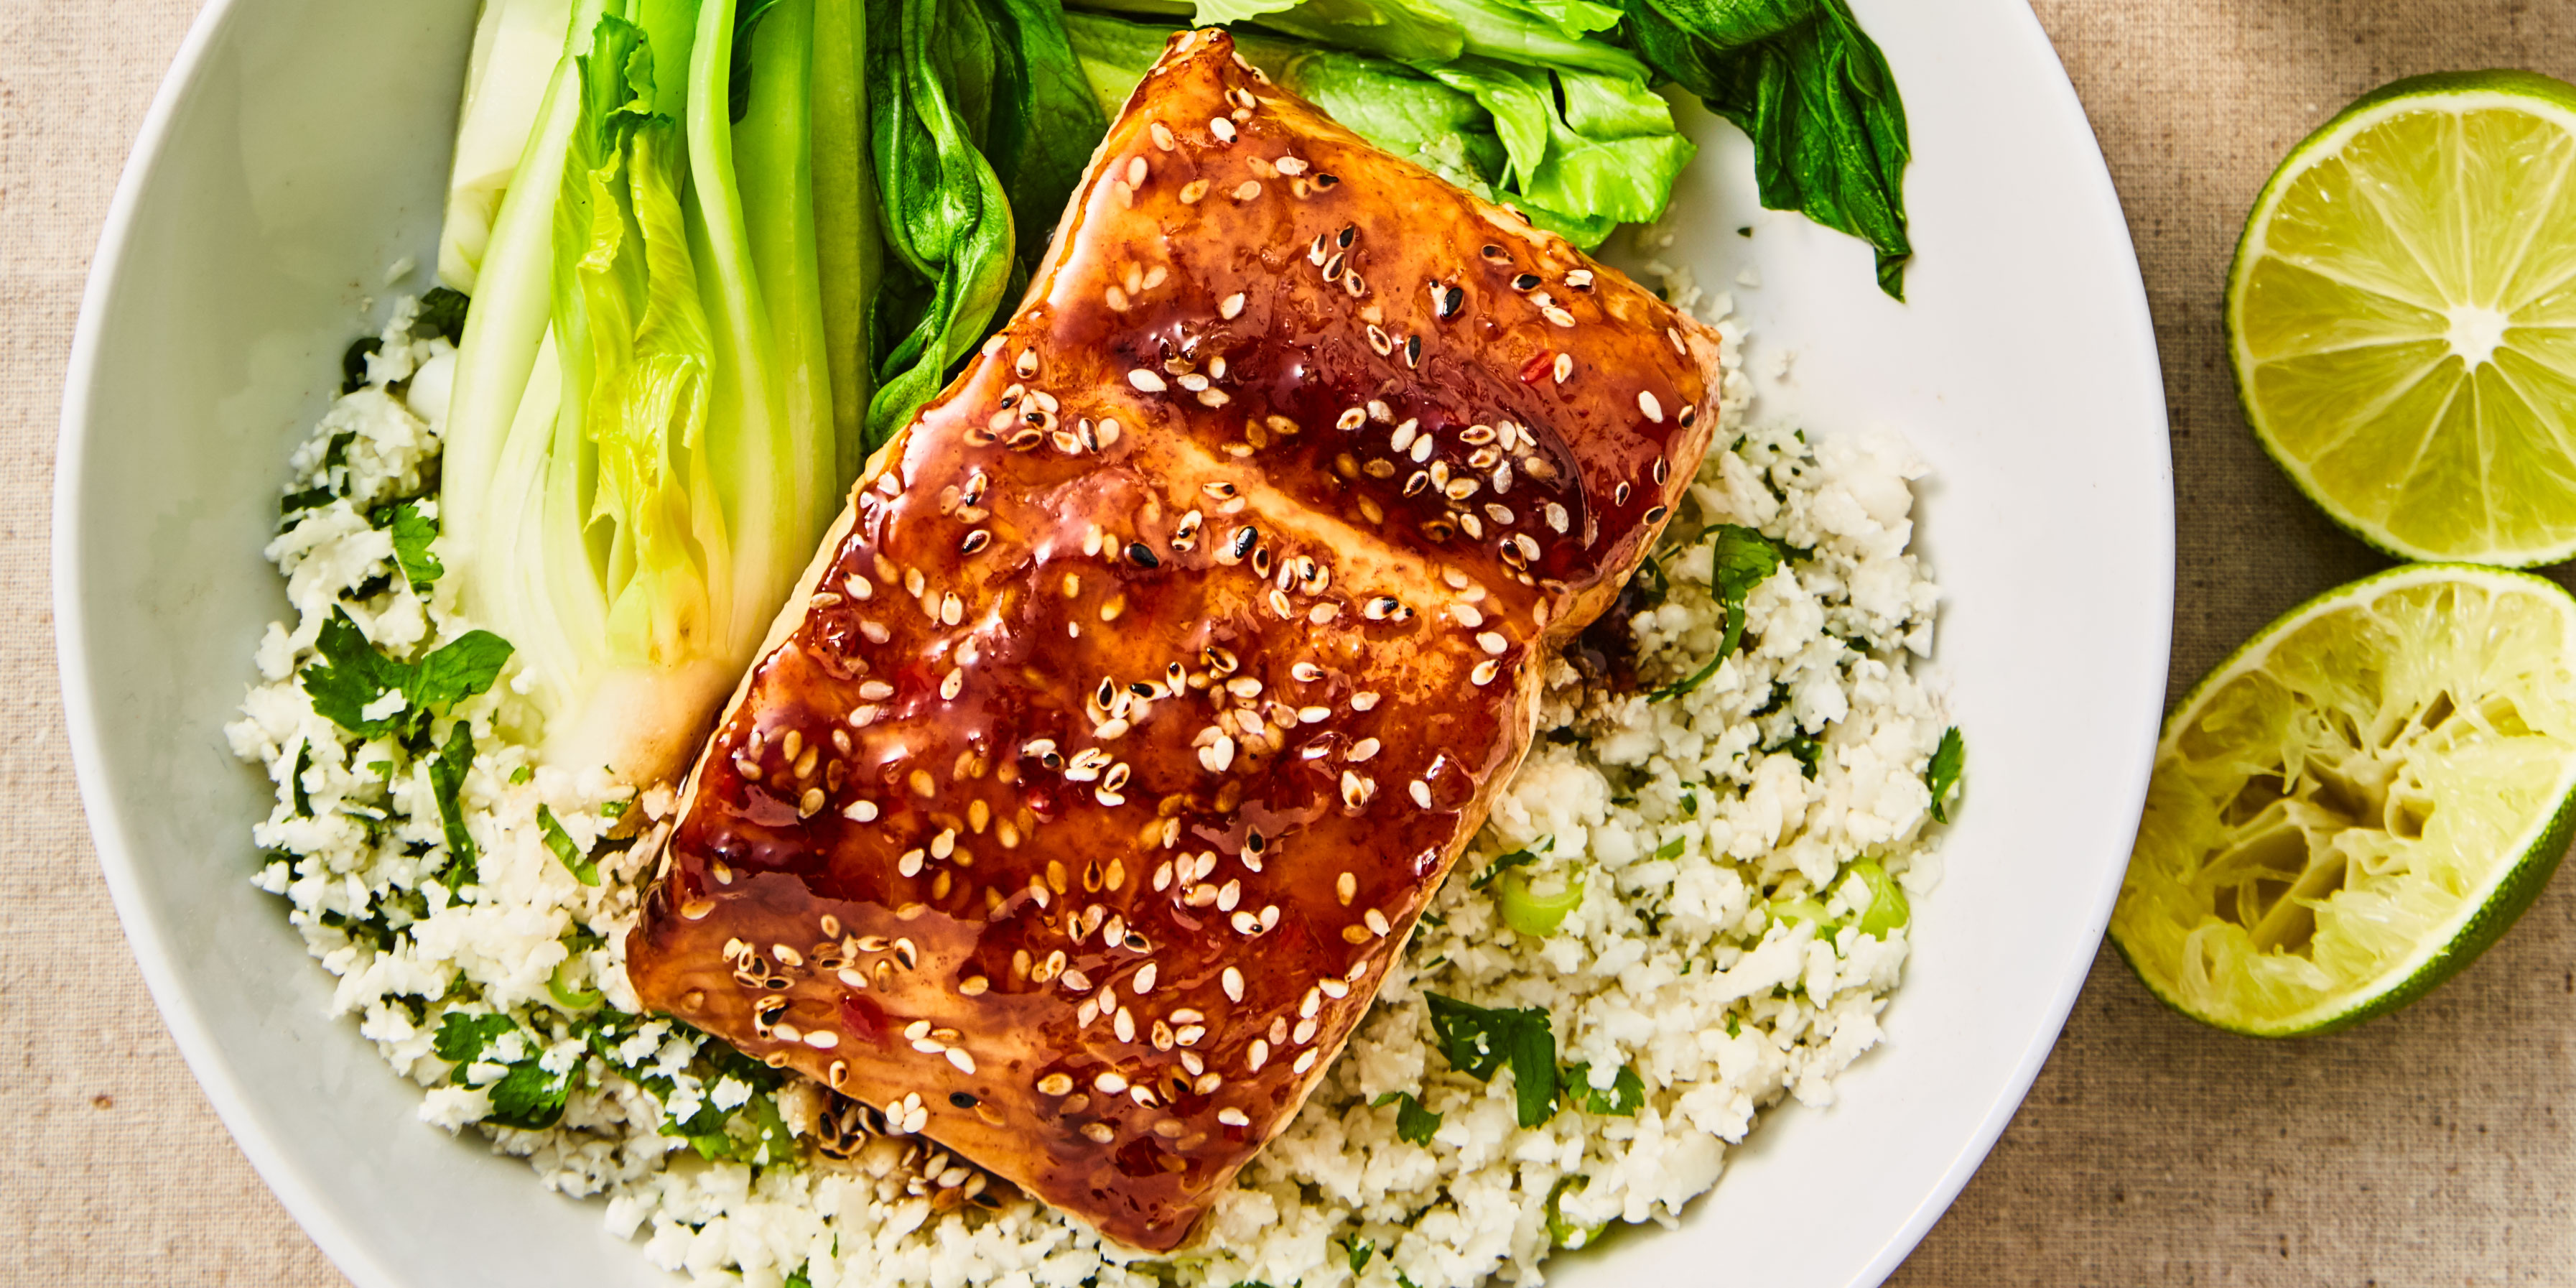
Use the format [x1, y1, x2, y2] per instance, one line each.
[1404, 335, 1422, 367]
[1130, 682, 1156, 697]
[1128, 542, 1161, 568]
[1337, 224, 1357, 249]
[1512, 274, 1541, 292]
[950, 1092, 980, 1108]
[1479, 244, 1509, 263]
[1435, 284, 1463, 320]
[1231, 527, 1257, 557]
[1643, 505, 1668, 523]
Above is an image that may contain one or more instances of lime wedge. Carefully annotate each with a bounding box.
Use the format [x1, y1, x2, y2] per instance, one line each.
[2111, 565, 2576, 1036]
[2227, 70, 2576, 566]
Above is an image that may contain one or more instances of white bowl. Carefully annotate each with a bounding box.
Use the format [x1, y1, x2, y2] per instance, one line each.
[56, 1, 2171, 1284]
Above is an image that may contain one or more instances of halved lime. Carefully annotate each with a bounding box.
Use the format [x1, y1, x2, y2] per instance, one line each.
[2111, 565, 2576, 1036]
[2228, 70, 2576, 566]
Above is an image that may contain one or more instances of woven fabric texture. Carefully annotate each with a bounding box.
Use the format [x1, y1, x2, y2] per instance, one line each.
[6, 1, 2573, 1283]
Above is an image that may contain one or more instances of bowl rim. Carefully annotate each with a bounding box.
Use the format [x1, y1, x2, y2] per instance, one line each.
[51, 1, 2174, 1284]
[50, 0, 416, 1283]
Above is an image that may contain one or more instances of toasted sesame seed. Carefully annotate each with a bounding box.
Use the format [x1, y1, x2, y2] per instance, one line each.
[1038, 1072, 1074, 1095]
[1223, 965, 1245, 1001]
[1477, 631, 1507, 655]
[1512, 273, 1541, 292]
[1566, 268, 1594, 289]
[1095, 1070, 1129, 1094]
[1219, 292, 1245, 320]
[1638, 390, 1665, 422]
[1364, 907, 1391, 936]
[1210, 116, 1237, 142]
[1219, 1106, 1251, 1127]
[1082, 1122, 1116, 1144]
[1113, 1007, 1136, 1042]
[1233, 180, 1262, 201]
[1293, 1016, 1319, 1044]
[940, 669, 964, 700]
[1553, 353, 1574, 383]
[1127, 369, 1167, 393]
[1471, 659, 1501, 685]
[1353, 690, 1381, 711]
[1245, 1042, 1269, 1072]
[1643, 505, 1668, 524]
[1408, 779, 1432, 808]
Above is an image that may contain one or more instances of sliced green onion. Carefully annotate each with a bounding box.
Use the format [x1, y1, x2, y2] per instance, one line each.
[1497, 871, 1584, 937]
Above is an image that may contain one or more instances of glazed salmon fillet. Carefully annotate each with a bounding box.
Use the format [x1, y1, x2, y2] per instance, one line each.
[626, 28, 1726, 1251]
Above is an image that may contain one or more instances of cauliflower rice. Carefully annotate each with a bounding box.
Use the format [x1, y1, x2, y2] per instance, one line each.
[228, 277, 1953, 1288]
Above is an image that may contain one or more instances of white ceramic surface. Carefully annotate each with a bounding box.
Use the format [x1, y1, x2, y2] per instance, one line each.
[55, 2, 2172, 1285]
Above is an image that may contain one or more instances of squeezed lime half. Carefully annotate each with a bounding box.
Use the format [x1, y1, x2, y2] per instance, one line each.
[2112, 565, 2576, 1036]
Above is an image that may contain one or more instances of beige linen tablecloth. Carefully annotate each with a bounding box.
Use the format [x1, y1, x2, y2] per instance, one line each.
[9, 2, 2575, 1282]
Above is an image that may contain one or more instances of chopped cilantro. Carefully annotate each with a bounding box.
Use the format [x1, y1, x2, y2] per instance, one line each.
[1653, 835, 1685, 861]
[1726, 1013, 1741, 1037]
[538, 805, 600, 886]
[600, 798, 630, 820]
[1561, 1063, 1645, 1116]
[279, 485, 335, 518]
[1653, 525, 1787, 702]
[340, 337, 381, 394]
[432, 1011, 516, 1068]
[1342, 1236, 1375, 1274]
[508, 764, 534, 785]
[289, 743, 313, 817]
[1371, 1090, 1443, 1145]
[485, 1058, 571, 1130]
[415, 287, 470, 343]
[1770, 730, 1824, 778]
[299, 609, 512, 743]
[1425, 993, 1558, 1128]
[1468, 835, 1551, 890]
[784, 1267, 814, 1288]
[373, 501, 443, 590]
[1926, 726, 1965, 823]
[428, 721, 478, 884]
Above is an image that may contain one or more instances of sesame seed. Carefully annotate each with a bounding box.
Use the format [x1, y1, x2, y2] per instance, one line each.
[1082, 1122, 1115, 1144]
[1231, 910, 1259, 935]
[1096, 1070, 1129, 1094]
[1433, 282, 1464, 319]
[1477, 631, 1507, 655]
[1219, 292, 1245, 320]
[1114, 1008, 1137, 1042]
[1553, 353, 1574, 383]
[1223, 966, 1245, 1001]
[1408, 779, 1432, 808]
[1364, 907, 1391, 935]
[1349, 738, 1380, 762]
[1038, 1072, 1074, 1095]
[1233, 180, 1262, 200]
[1335, 407, 1366, 431]
[1353, 690, 1380, 711]
[1245, 1042, 1269, 1072]
[959, 975, 990, 996]
[1127, 369, 1166, 393]
[1179, 178, 1209, 204]
[1544, 306, 1576, 327]
[940, 669, 964, 700]
[1134, 962, 1158, 993]
[1644, 505, 1668, 524]
[1471, 659, 1500, 685]
[1293, 1016, 1319, 1044]
[1638, 390, 1665, 422]
[1210, 116, 1237, 142]
[1219, 1106, 1251, 1126]
[1512, 273, 1541, 292]
[1567, 268, 1595, 289]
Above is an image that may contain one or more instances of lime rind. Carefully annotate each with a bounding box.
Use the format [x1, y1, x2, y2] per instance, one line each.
[2111, 565, 2576, 1037]
[2226, 70, 2576, 567]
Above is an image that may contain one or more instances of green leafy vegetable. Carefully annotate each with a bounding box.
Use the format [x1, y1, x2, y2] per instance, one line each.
[289, 743, 314, 818]
[1652, 524, 1784, 701]
[486, 1057, 575, 1129]
[1342, 1236, 1376, 1273]
[1622, 0, 1910, 295]
[1371, 1090, 1443, 1144]
[1424, 993, 1557, 1128]
[342, 337, 383, 394]
[438, 0, 860, 789]
[1467, 834, 1550, 889]
[864, 0, 1105, 444]
[374, 501, 446, 590]
[300, 611, 513, 742]
[1561, 1062, 1645, 1115]
[1926, 725, 1963, 823]
[429, 721, 482, 882]
[539, 804, 603, 885]
[416, 286, 473, 343]
[433, 1011, 519, 1068]
[1059, 10, 1687, 246]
